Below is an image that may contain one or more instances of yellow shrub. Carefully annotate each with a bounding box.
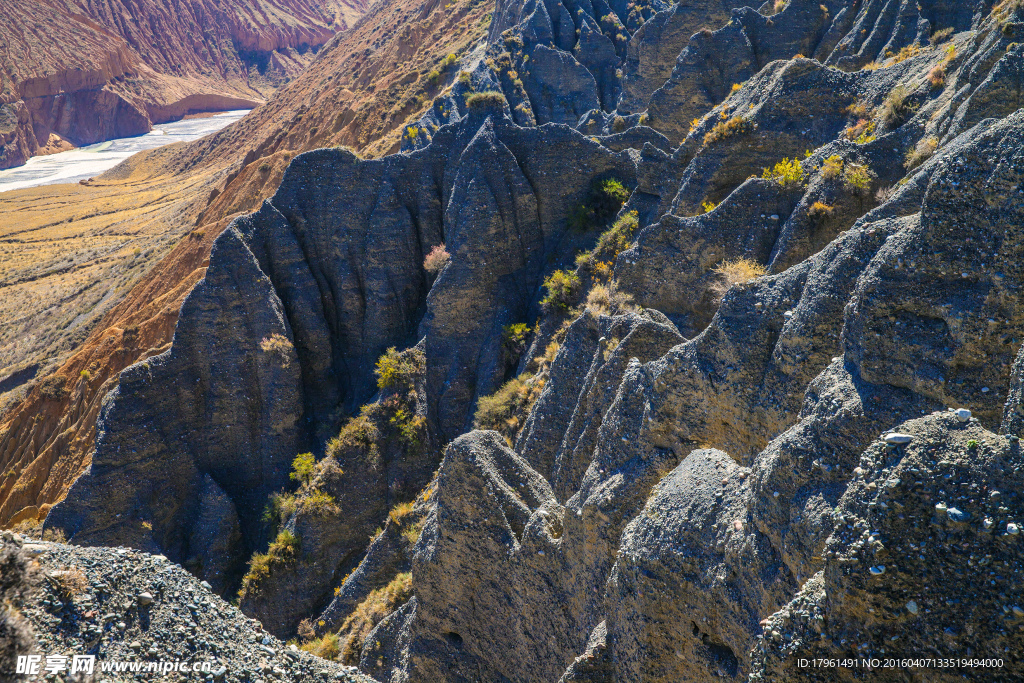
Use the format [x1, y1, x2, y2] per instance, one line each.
[762, 158, 804, 188]
[822, 155, 844, 180]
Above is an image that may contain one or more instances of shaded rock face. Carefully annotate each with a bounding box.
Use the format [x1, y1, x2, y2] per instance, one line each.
[47, 113, 639, 596]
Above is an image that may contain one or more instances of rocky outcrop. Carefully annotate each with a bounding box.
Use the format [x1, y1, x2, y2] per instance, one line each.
[15, 0, 1024, 681]
[0, 531, 374, 683]
[47, 111, 640, 594]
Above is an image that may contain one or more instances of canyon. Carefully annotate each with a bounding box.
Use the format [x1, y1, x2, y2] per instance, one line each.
[3, 0, 1024, 681]
[0, 0, 368, 170]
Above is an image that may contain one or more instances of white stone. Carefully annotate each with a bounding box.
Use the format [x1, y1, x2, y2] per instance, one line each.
[884, 433, 913, 445]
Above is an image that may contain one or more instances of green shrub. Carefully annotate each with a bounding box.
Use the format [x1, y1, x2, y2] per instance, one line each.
[503, 323, 532, 353]
[843, 163, 873, 194]
[541, 270, 581, 310]
[821, 154, 844, 179]
[592, 210, 639, 263]
[427, 53, 459, 87]
[568, 177, 631, 231]
[290, 452, 316, 486]
[375, 347, 424, 390]
[327, 414, 379, 457]
[262, 492, 298, 530]
[389, 408, 426, 446]
[465, 91, 507, 110]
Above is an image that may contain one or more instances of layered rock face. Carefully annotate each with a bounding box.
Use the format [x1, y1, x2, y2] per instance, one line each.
[0, 0, 367, 169]
[30, 0, 1024, 681]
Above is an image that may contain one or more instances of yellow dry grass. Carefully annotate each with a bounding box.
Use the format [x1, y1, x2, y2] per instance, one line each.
[714, 258, 767, 285]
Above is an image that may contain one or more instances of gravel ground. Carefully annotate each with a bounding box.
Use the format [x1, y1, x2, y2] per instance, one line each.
[1, 534, 374, 683]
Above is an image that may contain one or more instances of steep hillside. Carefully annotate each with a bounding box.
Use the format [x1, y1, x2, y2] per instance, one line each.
[0, 0, 491, 528]
[0, 0, 369, 170]
[25, 0, 1024, 680]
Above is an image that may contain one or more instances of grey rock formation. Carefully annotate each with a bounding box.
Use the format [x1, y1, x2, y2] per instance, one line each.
[35, 1, 1024, 681]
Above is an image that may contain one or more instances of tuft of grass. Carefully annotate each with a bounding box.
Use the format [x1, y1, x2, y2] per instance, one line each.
[928, 64, 946, 89]
[905, 136, 938, 169]
[299, 489, 340, 517]
[714, 258, 767, 286]
[585, 282, 636, 316]
[300, 632, 340, 660]
[703, 116, 754, 145]
[474, 373, 545, 438]
[887, 45, 921, 64]
[51, 567, 88, 599]
[388, 501, 415, 525]
[465, 91, 507, 110]
[761, 157, 804, 188]
[239, 529, 301, 598]
[338, 572, 414, 664]
[880, 85, 916, 128]
[930, 27, 954, 44]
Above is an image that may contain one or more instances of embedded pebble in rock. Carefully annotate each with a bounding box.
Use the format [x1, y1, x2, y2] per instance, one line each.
[906, 600, 919, 615]
[955, 408, 972, 422]
[946, 507, 969, 523]
[0, 537, 373, 683]
[1008, 523, 1020, 536]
